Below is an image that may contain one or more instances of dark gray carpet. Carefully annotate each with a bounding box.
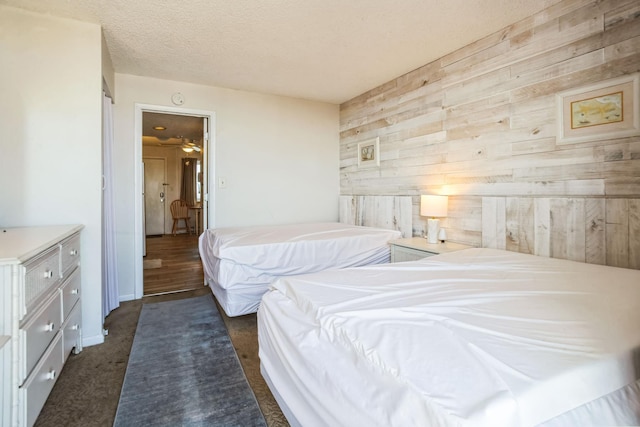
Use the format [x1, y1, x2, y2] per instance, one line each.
[114, 295, 267, 427]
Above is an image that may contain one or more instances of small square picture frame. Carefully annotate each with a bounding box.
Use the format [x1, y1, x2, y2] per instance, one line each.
[556, 73, 640, 144]
[357, 137, 380, 168]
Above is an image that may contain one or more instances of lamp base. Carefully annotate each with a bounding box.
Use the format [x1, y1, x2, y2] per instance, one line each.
[426, 218, 439, 244]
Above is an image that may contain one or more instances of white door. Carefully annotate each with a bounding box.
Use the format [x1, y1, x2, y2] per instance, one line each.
[143, 158, 166, 236]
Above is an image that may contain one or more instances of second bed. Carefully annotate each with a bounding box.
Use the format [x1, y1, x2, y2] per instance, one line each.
[199, 195, 412, 316]
[199, 222, 404, 316]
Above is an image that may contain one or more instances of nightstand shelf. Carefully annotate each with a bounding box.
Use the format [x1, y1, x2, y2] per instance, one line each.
[390, 237, 474, 262]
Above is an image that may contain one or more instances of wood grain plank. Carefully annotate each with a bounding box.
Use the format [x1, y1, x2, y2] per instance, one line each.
[604, 0, 640, 31]
[518, 198, 535, 254]
[630, 199, 640, 269]
[338, 195, 357, 225]
[505, 198, 521, 253]
[605, 198, 629, 268]
[568, 198, 587, 262]
[443, 180, 604, 197]
[549, 198, 586, 262]
[482, 197, 506, 249]
[482, 197, 498, 248]
[535, 198, 551, 257]
[585, 198, 606, 265]
[550, 199, 569, 260]
[605, 177, 640, 196]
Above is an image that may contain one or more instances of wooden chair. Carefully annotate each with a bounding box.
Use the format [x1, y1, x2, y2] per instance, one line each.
[170, 199, 191, 235]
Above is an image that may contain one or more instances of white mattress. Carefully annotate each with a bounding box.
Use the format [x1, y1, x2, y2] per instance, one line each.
[198, 222, 402, 316]
[258, 248, 640, 426]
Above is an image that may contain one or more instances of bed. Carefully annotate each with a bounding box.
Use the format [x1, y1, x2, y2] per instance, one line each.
[198, 222, 404, 316]
[258, 248, 640, 426]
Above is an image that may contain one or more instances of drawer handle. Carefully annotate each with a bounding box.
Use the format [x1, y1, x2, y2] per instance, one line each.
[70, 249, 78, 256]
[46, 369, 56, 381]
[71, 288, 79, 295]
[44, 322, 55, 332]
[43, 270, 54, 279]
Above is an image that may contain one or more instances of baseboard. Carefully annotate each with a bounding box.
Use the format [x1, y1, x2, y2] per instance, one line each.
[119, 293, 136, 302]
[82, 333, 105, 348]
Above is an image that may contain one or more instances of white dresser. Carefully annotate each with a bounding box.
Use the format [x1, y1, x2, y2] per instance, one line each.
[0, 225, 83, 427]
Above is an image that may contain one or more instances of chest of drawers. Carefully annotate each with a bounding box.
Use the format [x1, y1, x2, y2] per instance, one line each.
[0, 225, 83, 426]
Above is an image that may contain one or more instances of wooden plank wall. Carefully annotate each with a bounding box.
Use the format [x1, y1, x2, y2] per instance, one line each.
[482, 196, 640, 268]
[339, 195, 413, 238]
[339, 0, 640, 269]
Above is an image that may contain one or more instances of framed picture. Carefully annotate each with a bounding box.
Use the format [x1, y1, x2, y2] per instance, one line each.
[357, 137, 380, 168]
[556, 73, 640, 144]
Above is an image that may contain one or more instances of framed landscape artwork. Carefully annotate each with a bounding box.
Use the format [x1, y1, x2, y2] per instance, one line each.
[556, 73, 640, 144]
[357, 137, 380, 168]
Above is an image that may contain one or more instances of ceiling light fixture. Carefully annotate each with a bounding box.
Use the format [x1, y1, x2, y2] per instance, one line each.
[182, 146, 194, 153]
[153, 126, 166, 131]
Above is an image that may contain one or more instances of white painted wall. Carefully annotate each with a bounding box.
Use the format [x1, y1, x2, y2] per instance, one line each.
[113, 74, 339, 300]
[0, 7, 104, 345]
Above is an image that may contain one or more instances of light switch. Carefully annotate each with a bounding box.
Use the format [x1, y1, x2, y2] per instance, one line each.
[218, 177, 227, 189]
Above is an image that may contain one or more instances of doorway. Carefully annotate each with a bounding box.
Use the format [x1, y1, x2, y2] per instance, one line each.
[135, 104, 216, 298]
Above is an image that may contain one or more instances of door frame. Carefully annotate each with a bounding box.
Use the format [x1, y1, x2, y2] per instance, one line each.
[134, 103, 216, 300]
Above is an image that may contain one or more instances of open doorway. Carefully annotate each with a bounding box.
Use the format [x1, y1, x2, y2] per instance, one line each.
[141, 110, 211, 296]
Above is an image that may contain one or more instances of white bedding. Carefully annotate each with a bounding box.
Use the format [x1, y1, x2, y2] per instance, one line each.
[198, 222, 402, 316]
[258, 248, 640, 426]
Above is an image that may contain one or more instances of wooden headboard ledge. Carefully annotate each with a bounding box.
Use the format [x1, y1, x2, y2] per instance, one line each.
[339, 195, 413, 238]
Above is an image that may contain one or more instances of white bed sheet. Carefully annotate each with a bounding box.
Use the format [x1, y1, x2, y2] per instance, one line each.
[198, 222, 402, 316]
[258, 248, 640, 426]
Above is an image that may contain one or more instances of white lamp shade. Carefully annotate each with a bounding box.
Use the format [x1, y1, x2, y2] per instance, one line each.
[420, 195, 448, 217]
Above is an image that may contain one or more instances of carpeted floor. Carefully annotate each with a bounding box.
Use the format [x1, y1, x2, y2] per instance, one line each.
[34, 288, 288, 427]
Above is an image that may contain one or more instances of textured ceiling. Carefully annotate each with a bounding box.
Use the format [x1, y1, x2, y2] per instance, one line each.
[142, 112, 204, 148]
[3, 0, 554, 104]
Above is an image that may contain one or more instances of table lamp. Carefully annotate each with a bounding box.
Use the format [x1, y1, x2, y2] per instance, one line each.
[420, 195, 448, 244]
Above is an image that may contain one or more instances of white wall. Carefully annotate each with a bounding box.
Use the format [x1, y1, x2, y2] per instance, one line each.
[0, 7, 104, 345]
[113, 74, 339, 300]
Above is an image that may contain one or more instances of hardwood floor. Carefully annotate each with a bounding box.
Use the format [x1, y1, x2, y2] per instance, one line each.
[143, 234, 204, 295]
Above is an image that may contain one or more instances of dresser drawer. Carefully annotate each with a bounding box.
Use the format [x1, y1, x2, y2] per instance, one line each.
[21, 332, 64, 427]
[0, 336, 10, 427]
[59, 268, 81, 322]
[62, 303, 82, 361]
[20, 292, 62, 383]
[60, 233, 81, 278]
[23, 246, 61, 313]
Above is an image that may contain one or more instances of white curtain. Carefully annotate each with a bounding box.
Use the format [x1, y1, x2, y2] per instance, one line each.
[102, 92, 120, 321]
